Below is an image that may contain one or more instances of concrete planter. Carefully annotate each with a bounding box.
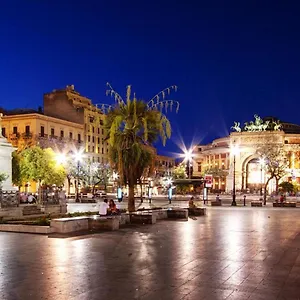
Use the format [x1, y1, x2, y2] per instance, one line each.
[88, 216, 119, 231]
[130, 213, 156, 224]
[167, 209, 188, 220]
[0, 224, 54, 234]
[50, 216, 89, 233]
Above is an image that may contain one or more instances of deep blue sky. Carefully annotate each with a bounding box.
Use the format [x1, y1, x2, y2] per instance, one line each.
[1, 1, 300, 157]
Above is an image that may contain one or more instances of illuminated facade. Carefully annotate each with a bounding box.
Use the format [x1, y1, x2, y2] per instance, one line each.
[1, 112, 84, 152]
[155, 154, 175, 176]
[193, 117, 300, 193]
[44, 85, 108, 163]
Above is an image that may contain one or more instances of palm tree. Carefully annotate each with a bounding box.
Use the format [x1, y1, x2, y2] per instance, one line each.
[104, 84, 178, 212]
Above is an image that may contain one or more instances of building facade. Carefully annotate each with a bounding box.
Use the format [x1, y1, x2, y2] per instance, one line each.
[1, 112, 84, 152]
[155, 154, 175, 176]
[193, 116, 300, 193]
[44, 85, 108, 163]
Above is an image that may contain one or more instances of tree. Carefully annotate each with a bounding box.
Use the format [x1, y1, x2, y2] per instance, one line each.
[105, 84, 177, 212]
[20, 147, 66, 200]
[278, 182, 294, 193]
[172, 163, 187, 179]
[12, 151, 23, 188]
[84, 162, 112, 194]
[257, 145, 288, 201]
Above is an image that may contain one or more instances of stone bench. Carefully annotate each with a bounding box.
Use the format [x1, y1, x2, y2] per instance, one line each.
[88, 216, 119, 231]
[51, 215, 121, 233]
[50, 216, 89, 233]
[130, 213, 156, 224]
[152, 209, 168, 220]
[167, 208, 188, 220]
[273, 202, 297, 208]
[188, 207, 206, 216]
[251, 201, 263, 207]
[211, 201, 222, 206]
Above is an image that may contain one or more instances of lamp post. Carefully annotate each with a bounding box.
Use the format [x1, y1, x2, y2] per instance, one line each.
[231, 145, 239, 206]
[73, 150, 83, 203]
[184, 149, 193, 179]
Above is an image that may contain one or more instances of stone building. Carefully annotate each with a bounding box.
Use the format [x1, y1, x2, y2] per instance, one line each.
[155, 154, 175, 176]
[1, 110, 84, 152]
[193, 116, 300, 193]
[43, 85, 108, 163]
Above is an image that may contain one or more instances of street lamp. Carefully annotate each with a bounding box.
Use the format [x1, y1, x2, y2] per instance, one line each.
[184, 149, 193, 179]
[55, 153, 67, 165]
[73, 150, 83, 203]
[231, 144, 239, 206]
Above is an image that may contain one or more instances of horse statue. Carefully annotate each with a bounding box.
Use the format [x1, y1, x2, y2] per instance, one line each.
[262, 120, 270, 131]
[273, 121, 282, 131]
[254, 114, 263, 127]
[231, 121, 241, 132]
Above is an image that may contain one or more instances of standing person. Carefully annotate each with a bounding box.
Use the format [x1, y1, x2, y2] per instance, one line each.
[99, 199, 109, 216]
[216, 194, 220, 201]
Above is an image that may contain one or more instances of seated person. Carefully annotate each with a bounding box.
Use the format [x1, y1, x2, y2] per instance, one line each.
[108, 199, 119, 215]
[189, 197, 196, 209]
[99, 198, 109, 216]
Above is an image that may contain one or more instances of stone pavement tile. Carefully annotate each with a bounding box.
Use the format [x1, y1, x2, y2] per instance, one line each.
[225, 290, 251, 299]
[277, 286, 300, 300]
[141, 289, 188, 300]
[184, 287, 234, 300]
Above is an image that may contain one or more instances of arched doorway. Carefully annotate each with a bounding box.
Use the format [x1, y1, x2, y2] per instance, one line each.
[245, 158, 264, 193]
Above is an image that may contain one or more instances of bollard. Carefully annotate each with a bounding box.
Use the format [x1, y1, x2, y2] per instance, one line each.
[243, 195, 246, 206]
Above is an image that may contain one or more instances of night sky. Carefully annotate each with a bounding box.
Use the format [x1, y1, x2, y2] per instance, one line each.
[1, 1, 300, 157]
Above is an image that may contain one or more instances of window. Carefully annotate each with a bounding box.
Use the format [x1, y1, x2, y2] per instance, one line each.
[92, 146, 95, 152]
[98, 128, 100, 134]
[78, 134, 81, 143]
[98, 137, 100, 144]
[197, 163, 202, 172]
[51, 128, 55, 136]
[25, 126, 30, 135]
[98, 157, 100, 162]
[13, 126, 18, 135]
[69, 132, 73, 139]
[98, 147, 100, 153]
[60, 130, 64, 138]
[88, 146, 90, 152]
[100, 120, 104, 125]
[40, 126, 44, 137]
[1, 127, 6, 137]
[92, 127, 95, 133]
[102, 129, 104, 135]
[88, 135, 91, 142]
[92, 136, 95, 143]
[101, 148, 104, 154]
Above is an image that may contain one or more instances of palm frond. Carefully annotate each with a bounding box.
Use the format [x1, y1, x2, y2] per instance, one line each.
[106, 82, 125, 105]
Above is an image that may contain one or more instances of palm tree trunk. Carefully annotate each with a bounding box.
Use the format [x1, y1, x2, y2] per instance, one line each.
[128, 184, 135, 212]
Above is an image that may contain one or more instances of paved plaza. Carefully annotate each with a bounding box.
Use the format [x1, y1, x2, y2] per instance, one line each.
[0, 207, 300, 300]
